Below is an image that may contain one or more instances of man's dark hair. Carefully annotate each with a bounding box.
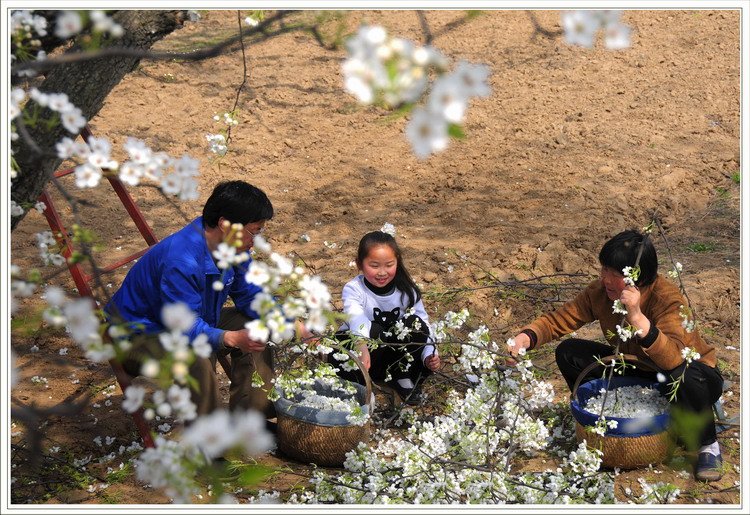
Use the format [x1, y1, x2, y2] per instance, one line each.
[598, 230, 658, 287]
[202, 181, 273, 228]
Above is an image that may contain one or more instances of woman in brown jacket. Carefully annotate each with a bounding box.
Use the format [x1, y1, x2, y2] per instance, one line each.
[510, 230, 724, 481]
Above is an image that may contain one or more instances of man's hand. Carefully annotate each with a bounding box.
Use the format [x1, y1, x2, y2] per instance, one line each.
[224, 329, 267, 353]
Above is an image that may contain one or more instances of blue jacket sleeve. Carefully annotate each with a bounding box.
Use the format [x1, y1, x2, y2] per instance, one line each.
[160, 259, 224, 350]
[227, 267, 263, 320]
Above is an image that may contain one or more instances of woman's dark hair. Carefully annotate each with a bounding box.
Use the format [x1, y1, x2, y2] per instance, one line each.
[357, 231, 421, 307]
[598, 230, 658, 287]
[202, 180, 273, 228]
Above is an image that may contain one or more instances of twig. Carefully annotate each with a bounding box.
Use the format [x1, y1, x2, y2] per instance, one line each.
[226, 10, 250, 145]
[525, 10, 563, 40]
[416, 11, 433, 46]
[11, 11, 300, 76]
[654, 217, 694, 311]
[10, 444, 108, 483]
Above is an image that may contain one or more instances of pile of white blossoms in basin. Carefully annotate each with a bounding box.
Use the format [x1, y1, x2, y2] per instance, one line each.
[584, 385, 670, 419]
[273, 362, 370, 427]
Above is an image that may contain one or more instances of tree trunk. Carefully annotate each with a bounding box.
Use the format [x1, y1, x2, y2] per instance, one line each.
[10, 10, 187, 231]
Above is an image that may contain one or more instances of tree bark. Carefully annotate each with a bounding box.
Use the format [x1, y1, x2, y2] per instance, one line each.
[10, 10, 187, 231]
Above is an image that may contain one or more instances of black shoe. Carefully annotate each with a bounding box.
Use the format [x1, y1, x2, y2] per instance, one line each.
[695, 452, 723, 481]
[387, 380, 422, 406]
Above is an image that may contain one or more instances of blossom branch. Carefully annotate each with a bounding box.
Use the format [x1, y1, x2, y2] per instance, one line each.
[10, 10, 300, 76]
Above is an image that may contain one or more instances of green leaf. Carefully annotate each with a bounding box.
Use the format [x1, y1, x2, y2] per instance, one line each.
[448, 124, 466, 139]
[239, 464, 272, 486]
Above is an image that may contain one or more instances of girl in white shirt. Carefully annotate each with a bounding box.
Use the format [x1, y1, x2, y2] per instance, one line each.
[333, 231, 440, 404]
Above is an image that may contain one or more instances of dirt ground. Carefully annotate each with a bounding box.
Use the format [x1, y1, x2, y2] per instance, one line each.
[9, 10, 741, 506]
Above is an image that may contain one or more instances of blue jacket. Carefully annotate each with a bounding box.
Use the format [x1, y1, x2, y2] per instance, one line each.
[106, 217, 262, 351]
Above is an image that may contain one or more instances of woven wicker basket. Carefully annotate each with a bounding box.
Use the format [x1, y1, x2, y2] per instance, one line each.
[571, 354, 671, 470]
[274, 351, 372, 467]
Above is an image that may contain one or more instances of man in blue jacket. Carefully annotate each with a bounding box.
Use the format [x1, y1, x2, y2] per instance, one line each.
[107, 180, 279, 418]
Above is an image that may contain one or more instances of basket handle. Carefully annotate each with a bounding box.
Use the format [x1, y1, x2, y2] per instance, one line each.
[345, 348, 373, 406]
[570, 353, 660, 402]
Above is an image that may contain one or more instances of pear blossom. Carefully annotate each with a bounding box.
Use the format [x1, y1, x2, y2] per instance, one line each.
[428, 74, 469, 123]
[47, 92, 71, 112]
[246, 260, 272, 286]
[166, 384, 196, 421]
[122, 385, 146, 413]
[604, 22, 631, 50]
[206, 133, 228, 156]
[612, 299, 627, 315]
[270, 252, 293, 276]
[158, 331, 189, 353]
[405, 107, 449, 159]
[55, 10, 83, 39]
[680, 347, 700, 363]
[10, 201, 24, 217]
[173, 153, 200, 176]
[246, 319, 271, 344]
[62, 298, 100, 345]
[140, 359, 160, 378]
[615, 323, 642, 342]
[451, 60, 491, 98]
[561, 10, 600, 48]
[118, 161, 145, 186]
[56, 137, 78, 159]
[121, 137, 149, 163]
[74, 162, 102, 188]
[252, 234, 272, 254]
[212, 242, 237, 269]
[10, 88, 25, 119]
[161, 302, 196, 333]
[191, 334, 212, 359]
[379, 222, 396, 236]
[60, 107, 87, 134]
[621, 265, 639, 286]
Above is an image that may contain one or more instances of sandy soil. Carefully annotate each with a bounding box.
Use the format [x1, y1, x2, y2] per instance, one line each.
[9, 10, 741, 506]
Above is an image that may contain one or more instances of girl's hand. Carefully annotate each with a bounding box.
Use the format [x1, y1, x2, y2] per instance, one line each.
[357, 342, 371, 370]
[297, 321, 319, 347]
[424, 354, 440, 372]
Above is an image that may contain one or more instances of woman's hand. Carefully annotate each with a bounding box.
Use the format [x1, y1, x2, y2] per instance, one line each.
[620, 285, 651, 337]
[507, 333, 531, 362]
[620, 285, 642, 316]
[424, 353, 440, 372]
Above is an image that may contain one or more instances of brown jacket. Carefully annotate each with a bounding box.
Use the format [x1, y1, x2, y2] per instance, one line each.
[523, 276, 716, 370]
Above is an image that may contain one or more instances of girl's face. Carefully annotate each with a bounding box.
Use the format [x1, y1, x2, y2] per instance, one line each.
[600, 265, 627, 301]
[359, 244, 398, 288]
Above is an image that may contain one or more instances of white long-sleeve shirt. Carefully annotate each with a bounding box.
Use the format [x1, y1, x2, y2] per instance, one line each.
[340, 275, 436, 363]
